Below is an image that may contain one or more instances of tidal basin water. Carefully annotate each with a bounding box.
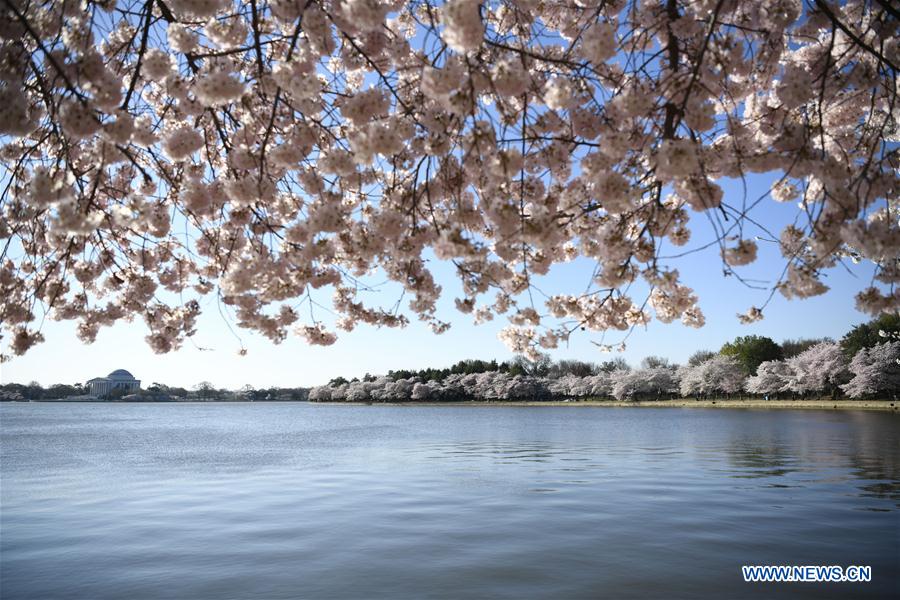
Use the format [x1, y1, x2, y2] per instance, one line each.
[1, 403, 898, 599]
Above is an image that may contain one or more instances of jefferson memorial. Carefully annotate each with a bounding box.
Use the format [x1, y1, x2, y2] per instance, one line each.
[87, 369, 141, 397]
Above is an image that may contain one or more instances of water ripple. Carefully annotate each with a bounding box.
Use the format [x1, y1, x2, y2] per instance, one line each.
[1, 402, 897, 599]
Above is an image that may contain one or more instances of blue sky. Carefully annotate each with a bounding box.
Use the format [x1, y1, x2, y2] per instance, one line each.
[1, 171, 879, 389]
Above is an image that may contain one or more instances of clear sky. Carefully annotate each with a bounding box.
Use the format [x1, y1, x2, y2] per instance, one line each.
[1, 172, 881, 389]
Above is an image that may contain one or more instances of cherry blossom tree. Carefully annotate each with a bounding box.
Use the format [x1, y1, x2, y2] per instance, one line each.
[609, 369, 640, 400]
[744, 359, 793, 396]
[610, 365, 677, 399]
[330, 382, 349, 400]
[410, 381, 432, 400]
[548, 372, 614, 398]
[841, 340, 900, 398]
[345, 379, 373, 401]
[678, 355, 744, 397]
[2, 0, 897, 361]
[308, 385, 332, 401]
[547, 374, 577, 397]
[784, 340, 849, 396]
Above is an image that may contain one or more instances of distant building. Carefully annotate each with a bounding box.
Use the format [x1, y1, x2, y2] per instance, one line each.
[87, 369, 141, 397]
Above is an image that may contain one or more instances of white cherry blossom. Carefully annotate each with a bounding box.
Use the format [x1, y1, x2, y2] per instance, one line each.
[0, 0, 896, 361]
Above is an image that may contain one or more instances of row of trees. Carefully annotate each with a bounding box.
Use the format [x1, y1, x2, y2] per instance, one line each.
[330, 313, 900, 389]
[310, 315, 900, 402]
[0, 381, 308, 402]
[378, 356, 628, 384]
[310, 339, 899, 402]
[188, 382, 309, 402]
[0, 382, 87, 401]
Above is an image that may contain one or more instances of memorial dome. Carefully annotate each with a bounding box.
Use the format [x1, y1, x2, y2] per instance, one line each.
[108, 369, 135, 380]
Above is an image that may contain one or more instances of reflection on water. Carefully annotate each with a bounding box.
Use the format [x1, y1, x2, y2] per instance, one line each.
[1, 403, 898, 599]
[726, 442, 801, 478]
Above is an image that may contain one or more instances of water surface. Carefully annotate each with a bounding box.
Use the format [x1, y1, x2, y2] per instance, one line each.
[1, 403, 898, 599]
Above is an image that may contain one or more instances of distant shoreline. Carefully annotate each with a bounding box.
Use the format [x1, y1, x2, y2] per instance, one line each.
[4, 399, 896, 411]
[314, 399, 898, 411]
[0, 399, 304, 404]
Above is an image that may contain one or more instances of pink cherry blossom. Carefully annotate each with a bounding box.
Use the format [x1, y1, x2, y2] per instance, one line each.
[0, 0, 896, 361]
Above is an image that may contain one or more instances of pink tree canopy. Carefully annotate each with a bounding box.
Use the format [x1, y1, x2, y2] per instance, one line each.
[1, 0, 897, 360]
[841, 340, 900, 398]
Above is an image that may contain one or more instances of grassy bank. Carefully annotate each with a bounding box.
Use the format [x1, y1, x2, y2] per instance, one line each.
[319, 399, 898, 411]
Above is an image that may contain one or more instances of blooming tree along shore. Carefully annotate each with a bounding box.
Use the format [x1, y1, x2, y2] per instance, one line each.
[0, 0, 897, 361]
[308, 339, 900, 401]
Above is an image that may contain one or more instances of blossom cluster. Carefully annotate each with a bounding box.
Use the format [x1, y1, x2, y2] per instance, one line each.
[0, 0, 897, 360]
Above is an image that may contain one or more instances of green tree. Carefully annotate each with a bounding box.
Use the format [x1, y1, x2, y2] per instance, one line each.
[549, 359, 597, 378]
[720, 335, 783, 375]
[780, 337, 832, 359]
[45, 384, 79, 399]
[107, 387, 127, 400]
[687, 350, 716, 366]
[25, 381, 44, 400]
[509, 354, 552, 377]
[507, 361, 527, 376]
[840, 313, 900, 359]
[167, 386, 189, 399]
[193, 381, 215, 400]
[238, 384, 256, 400]
[640, 356, 670, 369]
[387, 369, 413, 380]
[597, 357, 630, 372]
[0, 383, 28, 400]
